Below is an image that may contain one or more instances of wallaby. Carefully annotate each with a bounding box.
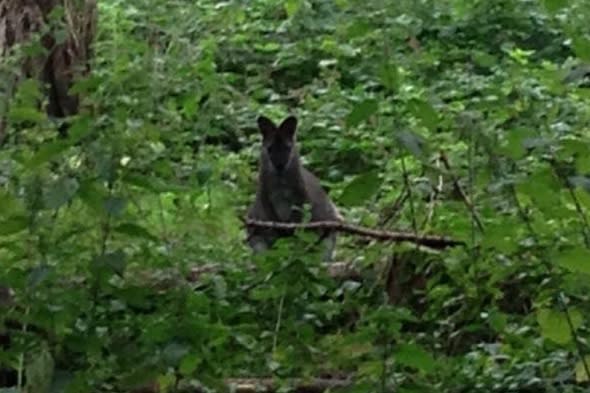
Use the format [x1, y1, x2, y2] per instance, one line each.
[246, 115, 342, 261]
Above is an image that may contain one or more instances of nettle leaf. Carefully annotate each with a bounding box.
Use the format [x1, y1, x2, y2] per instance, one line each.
[27, 142, 69, 169]
[14, 79, 43, 104]
[44, 177, 79, 210]
[346, 99, 378, 128]
[78, 180, 108, 213]
[114, 223, 158, 242]
[379, 62, 399, 91]
[0, 192, 24, 218]
[93, 250, 127, 276]
[537, 308, 583, 344]
[556, 247, 590, 275]
[573, 36, 590, 62]
[575, 356, 590, 383]
[501, 128, 535, 159]
[472, 51, 497, 69]
[516, 167, 561, 213]
[284, 0, 302, 17]
[0, 215, 28, 236]
[395, 343, 436, 373]
[67, 115, 93, 143]
[339, 171, 381, 206]
[482, 218, 520, 253]
[543, 0, 568, 12]
[8, 106, 46, 124]
[408, 99, 439, 131]
[179, 354, 201, 376]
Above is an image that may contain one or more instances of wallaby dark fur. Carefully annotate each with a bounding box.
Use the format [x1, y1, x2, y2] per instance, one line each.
[246, 115, 342, 261]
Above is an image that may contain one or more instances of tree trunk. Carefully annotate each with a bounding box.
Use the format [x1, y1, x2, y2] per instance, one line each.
[0, 0, 97, 142]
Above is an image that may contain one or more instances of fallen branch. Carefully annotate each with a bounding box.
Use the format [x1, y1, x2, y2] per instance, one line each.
[224, 377, 351, 393]
[132, 377, 352, 393]
[244, 218, 465, 249]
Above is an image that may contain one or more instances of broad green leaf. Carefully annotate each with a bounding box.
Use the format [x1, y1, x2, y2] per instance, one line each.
[8, 106, 45, 124]
[78, 180, 107, 213]
[114, 223, 158, 242]
[26, 142, 69, 168]
[408, 99, 439, 131]
[501, 128, 535, 159]
[379, 63, 399, 91]
[339, 171, 381, 206]
[14, 79, 42, 103]
[157, 373, 176, 392]
[573, 37, 590, 62]
[67, 115, 93, 143]
[575, 188, 590, 212]
[543, 0, 568, 12]
[472, 51, 497, 69]
[517, 167, 561, 214]
[346, 99, 378, 128]
[395, 343, 436, 373]
[0, 215, 28, 236]
[482, 219, 520, 253]
[576, 156, 590, 173]
[0, 192, 24, 218]
[346, 20, 371, 38]
[575, 356, 590, 382]
[537, 308, 583, 344]
[93, 250, 127, 276]
[179, 354, 201, 376]
[488, 310, 507, 332]
[556, 247, 590, 275]
[44, 177, 79, 210]
[284, 0, 301, 17]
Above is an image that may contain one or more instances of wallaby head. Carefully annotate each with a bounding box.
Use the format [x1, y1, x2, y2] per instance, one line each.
[257, 115, 299, 174]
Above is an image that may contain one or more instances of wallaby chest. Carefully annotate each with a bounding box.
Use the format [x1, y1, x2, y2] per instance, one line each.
[266, 176, 306, 222]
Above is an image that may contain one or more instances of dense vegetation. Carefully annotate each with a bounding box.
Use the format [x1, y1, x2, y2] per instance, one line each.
[1, 0, 590, 392]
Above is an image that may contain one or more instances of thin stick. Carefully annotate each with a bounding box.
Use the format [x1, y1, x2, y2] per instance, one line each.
[439, 152, 485, 233]
[243, 218, 464, 249]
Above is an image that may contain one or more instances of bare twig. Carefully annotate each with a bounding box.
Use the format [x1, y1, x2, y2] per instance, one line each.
[439, 152, 485, 233]
[243, 218, 465, 249]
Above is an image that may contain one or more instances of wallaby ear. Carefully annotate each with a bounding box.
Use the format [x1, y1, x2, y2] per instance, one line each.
[279, 115, 298, 139]
[257, 116, 276, 139]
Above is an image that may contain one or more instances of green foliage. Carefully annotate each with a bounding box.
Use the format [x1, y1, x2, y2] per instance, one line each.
[1, 0, 590, 392]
